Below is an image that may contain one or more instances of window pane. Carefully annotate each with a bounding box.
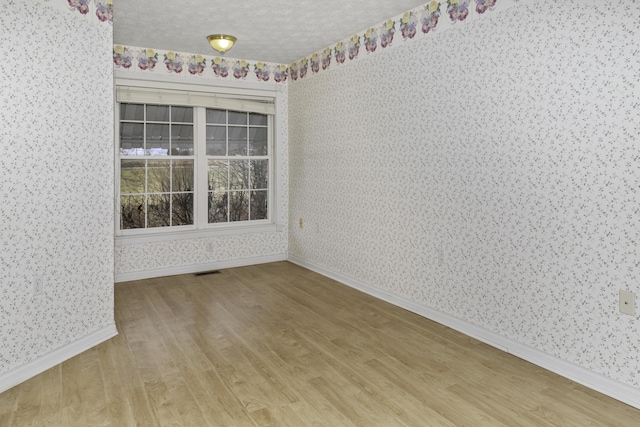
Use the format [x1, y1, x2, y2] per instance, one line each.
[121, 195, 145, 229]
[171, 124, 194, 155]
[120, 160, 145, 194]
[228, 127, 247, 155]
[172, 160, 194, 192]
[250, 191, 268, 220]
[228, 111, 247, 125]
[146, 105, 170, 122]
[121, 103, 144, 121]
[147, 194, 171, 227]
[146, 123, 170, 155]
[206, 126, 227, 156]
[229, 191, 249, 222]
[206, 109, 226, 124]
[208, 191, 228, 223]
[249, 113, 267, 126]
[120, 123, 144, 155]
[249, 127, 268, 155]
[172, 193, 193, 226]
[208, 160, 228, 191]
[229, 160, 248, 190]
[147, 161, 170, 193]
[171, 106, 193, 123]
[250, 160, 268, 190]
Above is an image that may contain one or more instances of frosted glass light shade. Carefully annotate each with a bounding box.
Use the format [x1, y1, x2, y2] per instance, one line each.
[207, 34, 237, 54]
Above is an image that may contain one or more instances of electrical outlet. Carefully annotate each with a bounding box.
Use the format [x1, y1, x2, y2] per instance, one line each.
[299, 217, 303, 228]
[620, 290, 635, 316]
[33, 276, 44, 296]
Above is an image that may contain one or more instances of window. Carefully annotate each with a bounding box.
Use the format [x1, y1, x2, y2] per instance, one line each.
[116, 85, 275, 238]
[206, 110, 269, 223]
[119, 104, 195, 229]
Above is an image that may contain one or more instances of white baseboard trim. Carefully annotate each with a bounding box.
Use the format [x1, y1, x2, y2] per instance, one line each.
[115, 253, 288, 283]
[288, 255, 640, 410]
[0, 324, 118, 394]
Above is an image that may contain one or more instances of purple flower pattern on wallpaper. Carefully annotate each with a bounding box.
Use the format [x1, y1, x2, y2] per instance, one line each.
[299, 57, 309, 79]
[109, 1, 522, 84]
[321, 48, 332, 70]
[254, 62, 271, 81]
[422, 1, 442, 34]
[380, 19, 396, 48]
[334, 42, 346, 64]
[67, 0, 89, 15]
[290, 62, 299, 81]
[364, 27, 378, 53]
[212, 57, 229, 77]
[163, 52, 184, 74]
[310, 53, 320, 74]
[232, 60, 250, 79]
[348, 34, 361, 60]
[95, 0, 113, 24]
[274, 64, 289, 83]
[113, 45, 133, 69]
[137, 48, 158, 71]
[188, 54, 207, 75]
[447, 0, 471, 23]
[400, 12, 418, 40]
[476, 0, 498, 14]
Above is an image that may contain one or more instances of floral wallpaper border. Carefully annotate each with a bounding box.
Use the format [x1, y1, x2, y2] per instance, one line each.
[39, 0, 113, 25]
[43, 0, 528, 83]
[113, 0, 526, 85]
[113, 46, 287, 85]
[291, 0, 526, 82]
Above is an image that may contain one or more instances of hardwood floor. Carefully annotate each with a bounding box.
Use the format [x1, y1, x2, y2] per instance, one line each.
[2, 261, 640, 426]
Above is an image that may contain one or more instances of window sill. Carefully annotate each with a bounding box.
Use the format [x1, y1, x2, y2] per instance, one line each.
[115, 223, 283, 246]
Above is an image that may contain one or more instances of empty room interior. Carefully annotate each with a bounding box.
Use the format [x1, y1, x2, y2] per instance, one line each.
[2, 0, 640, 425]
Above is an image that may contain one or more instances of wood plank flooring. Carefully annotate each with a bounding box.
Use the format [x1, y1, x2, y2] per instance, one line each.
[2, 261, 640, 426]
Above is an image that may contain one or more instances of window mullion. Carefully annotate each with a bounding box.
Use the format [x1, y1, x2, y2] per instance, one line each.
[169, 159, 173, 227]
[195, 107, 208, 228]
[144, 106, 148, 229]
[246, 114, 251, 220]
[268, 114, 274, 224]
[168, 107, 172, 227]
[226, 159, 231, 223]
[226, 114, 231, 223]
[144, 160, 149, 229]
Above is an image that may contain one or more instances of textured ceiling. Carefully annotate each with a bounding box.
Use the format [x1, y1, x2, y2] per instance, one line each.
[113, 0, 429, 64]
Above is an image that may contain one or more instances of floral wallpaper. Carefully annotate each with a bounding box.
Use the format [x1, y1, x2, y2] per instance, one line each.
[115, 85, 289, 279]
[289, 0, 518, 79]
[1, 1, 114, 374]
[51, 0, 115, 24]
[116, 232, 288, 278]
[110, 14, 290, 278]
[113, 45, 287, 85]
[23, 0, 640, 402]
[289, 0, 640, 390]
[112, 1, 520, 85]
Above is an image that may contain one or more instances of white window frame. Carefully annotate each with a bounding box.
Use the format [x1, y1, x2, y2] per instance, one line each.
[114, 77, 283, 245]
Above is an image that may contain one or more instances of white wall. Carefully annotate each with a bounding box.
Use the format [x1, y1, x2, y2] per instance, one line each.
[0, 1, 116, 390]
[289, 0, 640, 398]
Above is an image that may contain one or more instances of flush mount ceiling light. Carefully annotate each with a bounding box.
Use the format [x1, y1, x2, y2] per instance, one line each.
[207, 34, 237, 54]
